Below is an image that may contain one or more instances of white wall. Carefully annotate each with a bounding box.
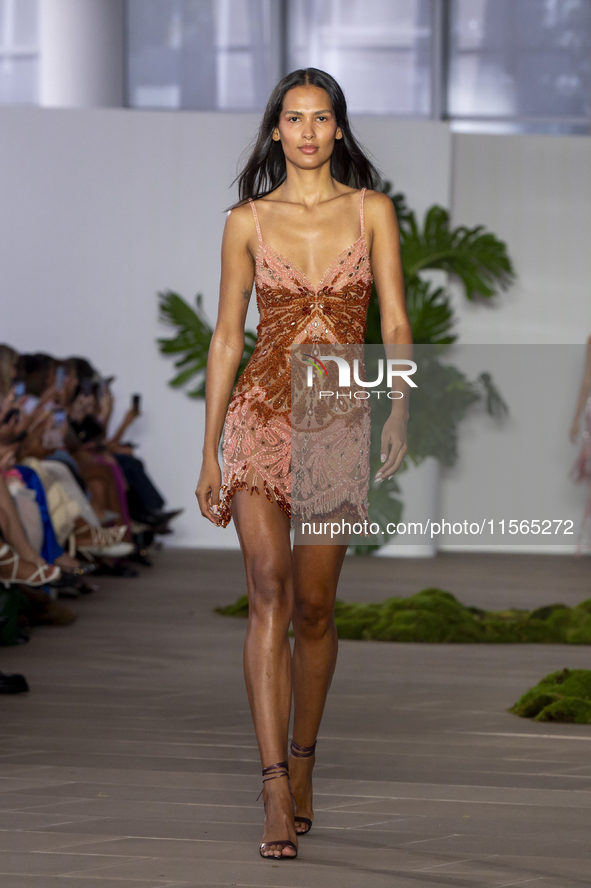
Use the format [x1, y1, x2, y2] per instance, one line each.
[449, 132, 591, 345]
[0, 107, 450, 548]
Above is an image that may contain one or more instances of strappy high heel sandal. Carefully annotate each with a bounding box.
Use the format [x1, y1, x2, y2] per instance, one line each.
[68, 525, 132, 560]
[0, 543, 61, 588]
[258, 761, 298, 860]
[290, 739, 317, 836]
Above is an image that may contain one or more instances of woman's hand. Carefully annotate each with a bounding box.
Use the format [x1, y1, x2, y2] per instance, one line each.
[69, 393, 95, 422]
[0, 444, 17, 471]
[98, 387, 114, 422]
[196, 458, 223, 525]
[375, 412, 408, 482]
[0, 392, 16, 424]
[0, 408, 19, 444]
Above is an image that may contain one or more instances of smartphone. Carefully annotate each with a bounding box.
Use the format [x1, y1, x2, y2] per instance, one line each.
[13, 381, 26, 398]
[53, 409, 66, 425]
[132, 393, 141, 412]
[22, 395, 39, 416]
[55, 366, 66, 391]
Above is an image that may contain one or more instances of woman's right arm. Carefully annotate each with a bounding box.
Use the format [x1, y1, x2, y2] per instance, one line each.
[196, 206, 256, 524]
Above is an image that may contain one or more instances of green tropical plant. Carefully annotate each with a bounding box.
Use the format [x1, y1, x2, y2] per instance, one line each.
[157, 185, 515, 553]
[364, 183, 515, 347]
[158, 292, 256, 398]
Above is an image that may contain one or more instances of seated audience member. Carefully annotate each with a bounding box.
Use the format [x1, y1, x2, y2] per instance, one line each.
[0, 471, 61, 586]
[1, 345, 179, 570]
[0, 343, 179, 670]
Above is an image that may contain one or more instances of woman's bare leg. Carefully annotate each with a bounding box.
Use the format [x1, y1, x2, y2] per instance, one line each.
[231, 489, 297, 857]
[0, 476, 44, 564]
[289, 543, 348, 832]
[0, 519, 51, 582]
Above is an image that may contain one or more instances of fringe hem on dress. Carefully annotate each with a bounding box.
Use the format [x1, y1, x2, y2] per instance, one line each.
[217, 463, 291, 528]
[292, 487, 369, 526]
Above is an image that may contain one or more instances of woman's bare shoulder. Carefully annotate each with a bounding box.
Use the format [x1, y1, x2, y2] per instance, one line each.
[226, 200, 254, 223]
[224, 201, 257, 240]
[364, 190, 398, 228]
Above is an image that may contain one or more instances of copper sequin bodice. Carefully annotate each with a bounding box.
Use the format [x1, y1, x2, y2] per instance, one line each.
[218, 188, 372, 526]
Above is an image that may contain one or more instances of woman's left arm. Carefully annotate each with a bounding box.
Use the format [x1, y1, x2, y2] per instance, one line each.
[366, 191, 413, 482]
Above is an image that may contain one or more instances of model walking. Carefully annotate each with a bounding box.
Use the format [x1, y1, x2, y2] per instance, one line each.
[196, 68, 411, 859]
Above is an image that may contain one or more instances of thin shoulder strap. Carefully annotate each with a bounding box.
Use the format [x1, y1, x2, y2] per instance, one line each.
[248, 198, 263, 245]
[359, 187, 367, 238]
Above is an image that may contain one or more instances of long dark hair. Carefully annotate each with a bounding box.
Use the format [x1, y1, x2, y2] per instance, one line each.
[235, 68, 380, 204]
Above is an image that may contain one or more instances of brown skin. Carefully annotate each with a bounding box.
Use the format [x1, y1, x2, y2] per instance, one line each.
[196, 85, 412, 858]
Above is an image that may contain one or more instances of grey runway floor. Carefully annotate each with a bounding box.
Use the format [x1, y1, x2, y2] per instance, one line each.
[0, 548, 590, 887]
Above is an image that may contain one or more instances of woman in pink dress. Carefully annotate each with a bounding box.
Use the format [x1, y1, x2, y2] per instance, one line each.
[196, 68, 411, 860]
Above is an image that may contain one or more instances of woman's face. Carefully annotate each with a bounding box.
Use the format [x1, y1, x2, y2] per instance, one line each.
[273, 85, 342, 171]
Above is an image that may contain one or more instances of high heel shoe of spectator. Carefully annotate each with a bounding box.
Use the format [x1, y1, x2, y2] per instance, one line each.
[68, 524, 128, 557]
[68, 526, 134, 560]
[0, 542, 61, 587]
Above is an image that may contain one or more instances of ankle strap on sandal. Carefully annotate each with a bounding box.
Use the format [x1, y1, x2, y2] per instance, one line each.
[261, 760, 289, 782]
[258, 760, 289, 801]
[290, 738, 317, 758]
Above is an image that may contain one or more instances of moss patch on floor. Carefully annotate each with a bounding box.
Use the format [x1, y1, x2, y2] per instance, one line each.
[214, 589, 591, 644]
[510, 668, 591, 724]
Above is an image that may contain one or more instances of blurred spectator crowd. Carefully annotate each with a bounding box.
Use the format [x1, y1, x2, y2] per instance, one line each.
[0, 343, 181, 694]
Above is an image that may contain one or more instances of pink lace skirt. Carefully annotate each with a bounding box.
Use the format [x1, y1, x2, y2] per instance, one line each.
[218, 386, 369, 528]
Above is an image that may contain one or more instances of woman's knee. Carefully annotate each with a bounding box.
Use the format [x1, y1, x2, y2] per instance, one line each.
[246, 560, 291, 623]
[293, 592, 335, 639]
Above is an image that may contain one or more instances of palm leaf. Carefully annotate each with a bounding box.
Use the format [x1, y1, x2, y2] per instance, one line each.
[405, 278, 456, 345]
[476, 371, 508, 419]
[401, 205, 515, 300]
[157, 290, 256, 396]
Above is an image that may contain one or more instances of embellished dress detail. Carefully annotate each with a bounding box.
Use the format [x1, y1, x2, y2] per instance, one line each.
[218, 189, 372, 527]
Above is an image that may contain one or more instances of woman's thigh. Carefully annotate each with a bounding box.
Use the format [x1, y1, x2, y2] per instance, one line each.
[231, 489, 293, 613]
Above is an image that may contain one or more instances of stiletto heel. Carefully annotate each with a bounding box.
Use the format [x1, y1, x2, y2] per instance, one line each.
[290, 738, 317, 835]
[258, 761, 298, 860]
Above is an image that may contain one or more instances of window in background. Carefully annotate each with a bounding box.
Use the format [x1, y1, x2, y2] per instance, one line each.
[449, 0, 591, 133]
[1, 0, 590, 136]
[289, 0, 433, 115]
[127, 0, 281, 110]
[0, 0, 39, 104]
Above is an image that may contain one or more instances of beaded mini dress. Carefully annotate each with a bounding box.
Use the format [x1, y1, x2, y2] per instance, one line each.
[218, 188, 372, 527]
